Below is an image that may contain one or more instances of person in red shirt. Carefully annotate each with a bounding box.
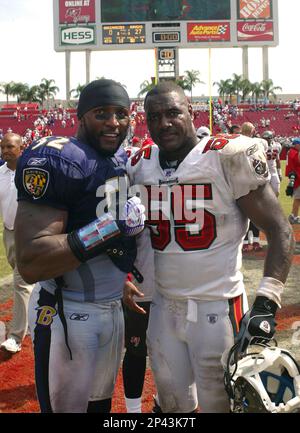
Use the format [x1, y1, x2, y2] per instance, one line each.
[285, 137, 300, 223]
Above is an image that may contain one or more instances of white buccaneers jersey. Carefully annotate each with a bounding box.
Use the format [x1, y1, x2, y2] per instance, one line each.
[124, 145, 140, 158]
[127, 135, 270, 301]
[265, 140, 282, 175]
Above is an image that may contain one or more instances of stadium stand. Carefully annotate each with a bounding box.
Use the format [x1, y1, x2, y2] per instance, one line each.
[0, 102, 299, 158]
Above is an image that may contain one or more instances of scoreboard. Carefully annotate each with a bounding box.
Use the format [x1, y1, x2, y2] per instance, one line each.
[53, 0, 279, 51]
[102, 24, 146, 45]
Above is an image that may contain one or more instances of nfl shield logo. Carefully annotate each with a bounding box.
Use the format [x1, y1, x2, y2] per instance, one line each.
[207, 314, 218, 324]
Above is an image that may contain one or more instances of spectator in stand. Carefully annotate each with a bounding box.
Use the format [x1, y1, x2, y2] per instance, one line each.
[286, 137, 300, 224]
[241, 122, 263, 252]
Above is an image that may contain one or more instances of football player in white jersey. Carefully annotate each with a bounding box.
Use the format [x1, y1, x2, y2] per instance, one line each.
[261, 130, 282, 197]
[126, 82, 294, 413]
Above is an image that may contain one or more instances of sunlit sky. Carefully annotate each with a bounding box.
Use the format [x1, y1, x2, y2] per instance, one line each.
[0, 0, 299, 100]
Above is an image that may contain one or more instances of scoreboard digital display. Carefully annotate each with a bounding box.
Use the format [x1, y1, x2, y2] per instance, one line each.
[53, 0, 279, 51]
[153, 32, 181, 43]
[102, 24, 146, 44]
[101, 0, 231, 23]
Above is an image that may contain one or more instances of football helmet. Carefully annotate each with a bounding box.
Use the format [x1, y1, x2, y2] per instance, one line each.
[261, 130, 273, 140]
[222, 342, 300, 413]
[196, 126, 211, 139]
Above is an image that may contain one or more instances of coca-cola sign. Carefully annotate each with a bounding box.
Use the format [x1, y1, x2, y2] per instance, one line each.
[237, 21, 274, 41]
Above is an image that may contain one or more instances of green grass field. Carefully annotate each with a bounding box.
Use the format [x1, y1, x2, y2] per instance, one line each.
[0, 162, 294, 280]
[0, 224, 12, 278]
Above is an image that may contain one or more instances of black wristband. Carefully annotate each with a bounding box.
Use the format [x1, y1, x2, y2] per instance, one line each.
[253, 296, 278, 315]
[67, 213, 122, 262]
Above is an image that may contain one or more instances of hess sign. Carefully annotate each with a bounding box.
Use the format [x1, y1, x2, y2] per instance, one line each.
[60, 26, 95, 45]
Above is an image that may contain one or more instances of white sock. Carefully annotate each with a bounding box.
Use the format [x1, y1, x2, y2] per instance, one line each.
[125, 397, 142, 413]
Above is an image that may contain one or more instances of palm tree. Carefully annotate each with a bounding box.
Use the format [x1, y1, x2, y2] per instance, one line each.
[250, 82, 263, 104]
[39, 78, 59, 108]
[230, 73, 244, 103]
[175, 76, 191, 92]
[0, 81, 15, 103]
[183, 70, 204, 102]
[10, 82, 29, 103]
[260, 79, 282, 102]
[70, 83, 86, 99]
[137, 79, 156, 97]
[22, 85, 42, 103]
[240, 78, 253, 102]
[213, 79, 234, 102]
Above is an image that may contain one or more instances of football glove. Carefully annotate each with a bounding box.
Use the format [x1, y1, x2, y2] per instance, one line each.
[286, 172, 296, 197]
[67, 196, 145, 262]
[235, 296, 278, 355]
[118, 196, 146, 237]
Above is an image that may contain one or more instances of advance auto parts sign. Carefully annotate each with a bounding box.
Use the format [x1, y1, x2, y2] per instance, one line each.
[60, 25, 95, 45]
[187, 22, 230, 42]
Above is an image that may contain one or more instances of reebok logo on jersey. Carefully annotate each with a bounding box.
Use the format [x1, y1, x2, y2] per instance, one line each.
[259, 320, 271, 334]
[27, 157, 48, 166]
[246, 144, 258, 156]
[70, 313, 89, 321]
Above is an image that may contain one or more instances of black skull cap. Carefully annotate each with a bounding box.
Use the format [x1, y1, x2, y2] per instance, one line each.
[77, 79, 130, 119]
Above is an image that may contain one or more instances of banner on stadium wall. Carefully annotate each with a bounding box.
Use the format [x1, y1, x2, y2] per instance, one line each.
[59, 0, 96, 24]
[237, 21, 274, 41]
[239, 0, 272, 20]
[187, 22, 230, 42]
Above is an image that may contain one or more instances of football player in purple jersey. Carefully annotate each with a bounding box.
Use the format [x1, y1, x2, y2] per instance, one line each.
[14, 79, 145, 413]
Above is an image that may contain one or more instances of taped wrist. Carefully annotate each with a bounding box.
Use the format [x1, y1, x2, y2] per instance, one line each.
[67, 212, 122, 262]
[256, 276, 284, 308]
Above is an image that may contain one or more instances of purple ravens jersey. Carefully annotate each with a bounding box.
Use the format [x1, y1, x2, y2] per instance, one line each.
[15, 135, 133, 302]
